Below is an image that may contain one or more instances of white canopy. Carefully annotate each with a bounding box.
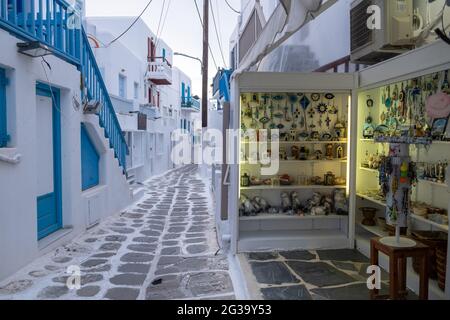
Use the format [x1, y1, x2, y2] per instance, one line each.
[234, 0, 337, 75]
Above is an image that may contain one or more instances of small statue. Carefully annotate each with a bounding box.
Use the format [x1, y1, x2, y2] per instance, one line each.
[240, 195, 256, 216]
[281, 192, 292, 212]
[336, 145, 344, 159]
[291, 192, 302, 212]
[325, 144, 334, 160]
[254, 196, 270, 212]
[334, 189, 348, 215]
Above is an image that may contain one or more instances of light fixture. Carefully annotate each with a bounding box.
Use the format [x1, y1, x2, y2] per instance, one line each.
[83, 100, 102, 114]
[17, 41, 53, 58]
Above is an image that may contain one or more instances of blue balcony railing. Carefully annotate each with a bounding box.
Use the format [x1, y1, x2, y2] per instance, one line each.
[81, 30, 128, 172]
[0, 1, 128, 172]
[0, 0, 82, 65]
[181, 97, 200, 111]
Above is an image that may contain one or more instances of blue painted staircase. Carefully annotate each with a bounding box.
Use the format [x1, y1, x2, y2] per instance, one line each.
[0, 0, 128, 172]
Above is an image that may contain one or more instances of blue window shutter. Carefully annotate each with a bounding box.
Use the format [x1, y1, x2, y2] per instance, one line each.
[187, 86, 191, 100]
[0, 68, 8, 148]
[181, 82, 185, 103]
[162, 48, 166, 61]
[81, 124, 100, 191]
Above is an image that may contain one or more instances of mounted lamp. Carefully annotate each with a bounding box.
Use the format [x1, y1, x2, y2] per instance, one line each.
[17, 41, 53, 58]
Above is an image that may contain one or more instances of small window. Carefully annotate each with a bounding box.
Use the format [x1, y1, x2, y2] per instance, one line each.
[134, 82, 139, 100]
[81, 124, 100, 191]
[0, 68, 8, 148]
[119, 74, 127, 99]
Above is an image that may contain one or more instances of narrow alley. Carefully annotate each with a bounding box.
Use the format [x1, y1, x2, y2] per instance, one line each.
[0, 166, 236, 300]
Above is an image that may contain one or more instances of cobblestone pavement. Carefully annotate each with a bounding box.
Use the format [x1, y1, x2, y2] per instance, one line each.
[0, 165, 235, 300]
[242, 249, 418, 300]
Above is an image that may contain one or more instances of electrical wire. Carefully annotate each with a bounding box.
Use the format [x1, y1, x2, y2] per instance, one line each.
[442, 1, 448, 34]
[224, 0, 240, 14]
[193, 0, 219, 70]
[155, 0, 172, 49]
[105, 0, 154, 47]
[210, 0, 228, 67]
[154, 0, 167, 48]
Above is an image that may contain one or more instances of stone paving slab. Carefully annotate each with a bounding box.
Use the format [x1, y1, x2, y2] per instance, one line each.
[241, 248, 418, 300]
[0, 165, 235, 300]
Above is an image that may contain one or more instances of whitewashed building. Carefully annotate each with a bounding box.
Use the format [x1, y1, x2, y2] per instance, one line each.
[85, 17, 201, 186]
[0, 1, 140, 281]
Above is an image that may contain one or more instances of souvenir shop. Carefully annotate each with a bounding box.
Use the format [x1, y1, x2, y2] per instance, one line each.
[228, 41, 450, 299]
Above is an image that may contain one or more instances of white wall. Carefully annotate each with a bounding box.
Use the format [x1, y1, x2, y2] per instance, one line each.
[0, 28, 132, 281]
[86, 17, 200, 180]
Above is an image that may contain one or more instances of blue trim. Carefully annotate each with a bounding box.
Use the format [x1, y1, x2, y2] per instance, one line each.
[81, 123, 100, 191]
[36, 83, 63, 240]
[181, 82, 185, 103]
[0, 68, 8, 147]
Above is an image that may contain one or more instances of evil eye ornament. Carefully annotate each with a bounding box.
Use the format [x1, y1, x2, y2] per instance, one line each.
[325, 93, 335, 100]
[366, 98, 374, 108]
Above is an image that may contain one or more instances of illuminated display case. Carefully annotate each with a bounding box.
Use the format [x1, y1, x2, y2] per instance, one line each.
[229, 73, 357, 252]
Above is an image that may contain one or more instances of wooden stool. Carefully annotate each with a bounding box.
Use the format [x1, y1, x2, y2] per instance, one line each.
[370, 237, 431, 300]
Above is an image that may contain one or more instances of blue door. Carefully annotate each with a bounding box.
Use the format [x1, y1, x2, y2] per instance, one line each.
[36, 84, 62, 240]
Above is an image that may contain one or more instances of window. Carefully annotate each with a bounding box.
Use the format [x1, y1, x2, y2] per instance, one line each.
[0, 68, 8, 148]
[144, 84, 147, 99]
[134, 82, 139, 100]
[81, 124, 100, 191]
[239, 9, 263, 62]
[119, 74, 127, 99]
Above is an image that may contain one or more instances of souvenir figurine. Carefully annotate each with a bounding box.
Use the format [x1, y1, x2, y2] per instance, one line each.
[240, 195, 256, 216]
[280, 147, 287, 160]
[299, 147, 308, 160]
[291, 192, 302, 213]
[281, 192, 292, 212]
[334, 189, 348, 215]
[325, 144, 334, 160]
[334, 121, 346, 140]
[324, 172, 336, 186]
[314, 150, 323, 160]
[251, 198, 262, 214]
[241, 173, 250, 187]
[336, 145, 344, 159]
[291, 146, 300, 159]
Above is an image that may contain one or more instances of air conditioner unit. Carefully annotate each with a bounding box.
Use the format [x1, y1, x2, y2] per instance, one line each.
[351, 0, 416, 65]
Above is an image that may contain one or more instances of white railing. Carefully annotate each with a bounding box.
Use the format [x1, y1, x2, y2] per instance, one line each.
[148, 59, 172, 84]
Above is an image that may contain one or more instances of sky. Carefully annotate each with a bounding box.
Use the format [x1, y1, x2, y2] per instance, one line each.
[85, 0, 242, 98]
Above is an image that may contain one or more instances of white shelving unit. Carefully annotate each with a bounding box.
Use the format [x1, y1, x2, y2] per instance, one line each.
[233, 73, 356, 253]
